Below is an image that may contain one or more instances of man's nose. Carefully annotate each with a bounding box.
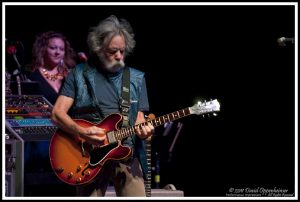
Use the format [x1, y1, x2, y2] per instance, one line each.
[115, 50, 123, 60]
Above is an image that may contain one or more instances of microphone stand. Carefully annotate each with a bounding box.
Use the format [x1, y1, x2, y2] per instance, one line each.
[16, 75, 22, 96]
[12, 53, 27, 81]
[168, 122, 183, 163]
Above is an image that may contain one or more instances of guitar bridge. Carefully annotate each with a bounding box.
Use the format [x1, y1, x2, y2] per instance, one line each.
[107, 131, 117, 143]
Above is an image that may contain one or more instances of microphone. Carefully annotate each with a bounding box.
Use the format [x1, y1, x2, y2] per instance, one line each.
[78, 52, 88, 62]
[277, 37, 294, 46]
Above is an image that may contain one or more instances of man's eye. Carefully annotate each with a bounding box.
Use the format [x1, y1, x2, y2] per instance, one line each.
[106, 48, 125, 55]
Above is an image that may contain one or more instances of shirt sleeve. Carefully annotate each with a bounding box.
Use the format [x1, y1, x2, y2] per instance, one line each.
[60, 68, 76, 99]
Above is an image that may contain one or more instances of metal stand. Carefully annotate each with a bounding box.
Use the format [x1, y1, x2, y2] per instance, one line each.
[168, 122, 183, 162]
[5, 133, 24, 196]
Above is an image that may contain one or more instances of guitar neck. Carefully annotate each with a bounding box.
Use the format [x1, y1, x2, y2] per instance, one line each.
[109, 108, 191, 142]
[145, 137, 152, 197]
[150, 107, 191, 127]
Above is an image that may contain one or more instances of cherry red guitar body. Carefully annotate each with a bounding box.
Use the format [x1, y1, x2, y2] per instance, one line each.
[49, 113, 132, 186]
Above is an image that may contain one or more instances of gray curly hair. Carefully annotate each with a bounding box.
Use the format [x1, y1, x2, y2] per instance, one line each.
[87, 15, 136, 56]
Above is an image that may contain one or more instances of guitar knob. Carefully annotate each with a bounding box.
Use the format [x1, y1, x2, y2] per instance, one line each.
[76, 178, 82, 183]
[77, 165, 82, 172]
[67, 172, 73, 178]
[55, 167, 64, 173]
[85, 171, 91, 176]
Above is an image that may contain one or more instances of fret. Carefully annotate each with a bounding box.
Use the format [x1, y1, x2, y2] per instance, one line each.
[158, 117, 162, 125]
[125, 128, 130, 136]
[178, 110, 184, 117]
[114, 131, 119, 141]
[184, 108, 191, 116]
[173, 111, 176, 118]
[154, 119, 159, 127]
[176, 111, 180, 119]
[129, 127, 133, 135]
[159, 117, 163, 125]
[119, 130, 123, 138]
[164, 114, 168, 121]
[171, 113, 174, 120]
[167, 113, 172, 121]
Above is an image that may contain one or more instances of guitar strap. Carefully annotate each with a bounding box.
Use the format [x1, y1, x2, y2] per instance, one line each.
[120, 67, 130, 127]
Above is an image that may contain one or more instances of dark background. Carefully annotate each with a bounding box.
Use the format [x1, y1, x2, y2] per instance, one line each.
[4, 4, 296, 197]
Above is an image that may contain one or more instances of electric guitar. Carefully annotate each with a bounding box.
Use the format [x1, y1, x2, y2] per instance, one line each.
[49, 99, 220, 186]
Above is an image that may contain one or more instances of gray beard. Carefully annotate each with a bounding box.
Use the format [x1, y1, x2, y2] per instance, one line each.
[98, 53, 125, 73]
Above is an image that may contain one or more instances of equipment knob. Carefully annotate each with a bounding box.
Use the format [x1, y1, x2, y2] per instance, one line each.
[76, 178, 82, 183]
[85, 171, 91, 176]
[77, 165, 82, 172]
[67, 172, 73, 178]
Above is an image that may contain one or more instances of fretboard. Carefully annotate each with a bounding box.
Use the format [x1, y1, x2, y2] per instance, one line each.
[113, 107, 191, 141]
[145, 137, 152, 197]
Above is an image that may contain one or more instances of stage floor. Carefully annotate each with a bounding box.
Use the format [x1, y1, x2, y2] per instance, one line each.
[105, 186, 184, 197]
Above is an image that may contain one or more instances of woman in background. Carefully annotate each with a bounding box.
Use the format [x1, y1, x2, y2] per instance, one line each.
[29, 31, 76, 105]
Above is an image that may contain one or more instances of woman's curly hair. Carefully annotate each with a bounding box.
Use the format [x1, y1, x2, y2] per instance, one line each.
[32, 31, 76, 75]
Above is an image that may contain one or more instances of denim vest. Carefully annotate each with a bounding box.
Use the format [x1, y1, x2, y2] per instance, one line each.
[69, 63, 148, 178]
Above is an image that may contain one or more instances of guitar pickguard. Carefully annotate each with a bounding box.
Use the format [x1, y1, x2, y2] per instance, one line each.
[89, 143, 117, 165]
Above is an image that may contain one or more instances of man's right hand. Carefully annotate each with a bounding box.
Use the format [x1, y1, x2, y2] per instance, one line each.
[82, 126, 106, 146]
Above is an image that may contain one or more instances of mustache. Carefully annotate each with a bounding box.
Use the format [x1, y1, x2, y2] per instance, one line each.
[106, 60, 125, 69]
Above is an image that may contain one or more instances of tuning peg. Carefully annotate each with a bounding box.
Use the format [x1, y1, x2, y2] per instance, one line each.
[213, 113, 217, 116]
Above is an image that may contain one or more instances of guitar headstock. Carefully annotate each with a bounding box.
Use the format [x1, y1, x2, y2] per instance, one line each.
[189, 99, 220, 116]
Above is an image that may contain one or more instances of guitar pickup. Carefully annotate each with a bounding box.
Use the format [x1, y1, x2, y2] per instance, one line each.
[107, 131, 116, 143]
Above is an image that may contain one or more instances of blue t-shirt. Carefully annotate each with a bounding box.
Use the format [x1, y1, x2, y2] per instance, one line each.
[60, 67, 149, 119]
